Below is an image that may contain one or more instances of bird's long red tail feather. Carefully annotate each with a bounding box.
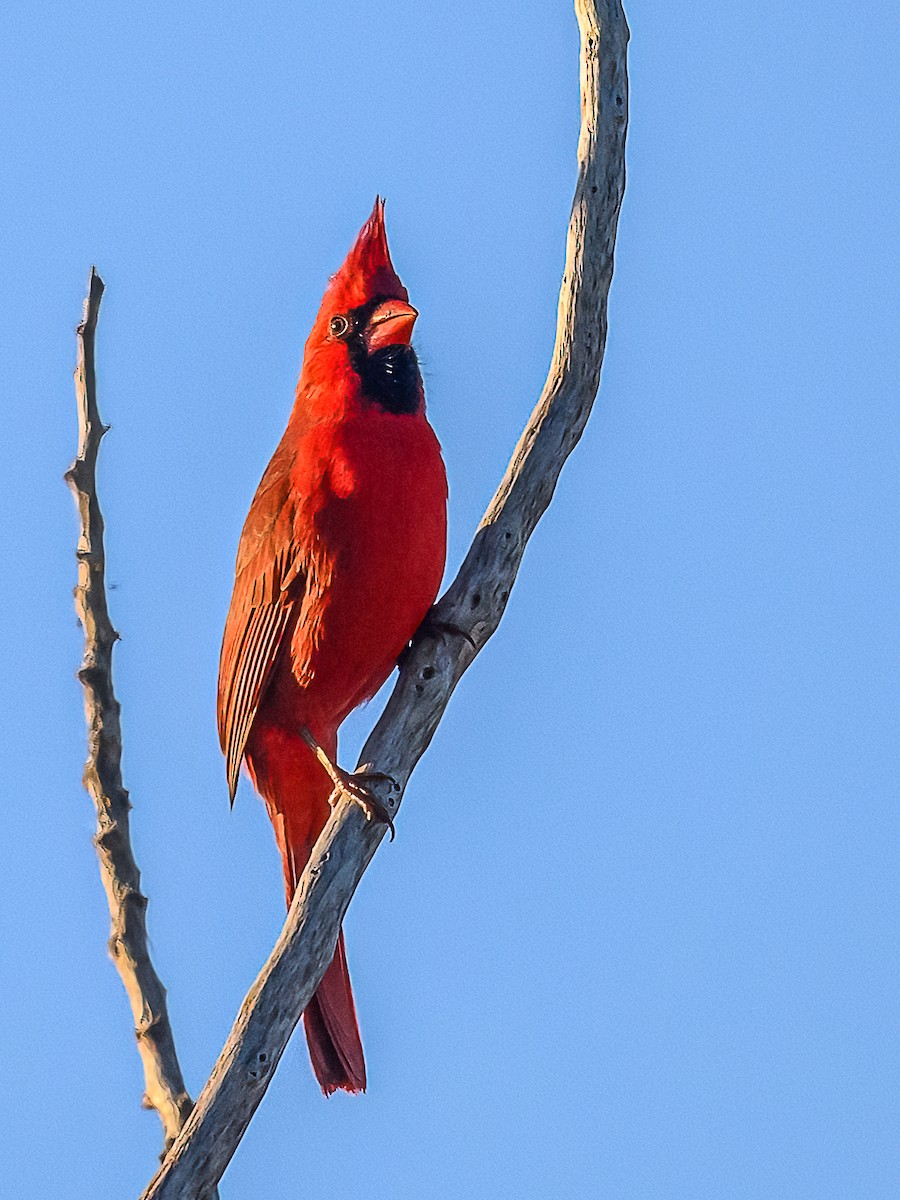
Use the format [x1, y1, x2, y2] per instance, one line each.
[303, 930, 366, 1094]
[249, 727, 366, 1094]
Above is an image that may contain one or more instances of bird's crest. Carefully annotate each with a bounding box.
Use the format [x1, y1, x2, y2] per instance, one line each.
[322, 197, 408, 313]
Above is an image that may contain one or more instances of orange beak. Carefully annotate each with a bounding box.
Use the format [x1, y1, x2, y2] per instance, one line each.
[365, 299, 418, 351]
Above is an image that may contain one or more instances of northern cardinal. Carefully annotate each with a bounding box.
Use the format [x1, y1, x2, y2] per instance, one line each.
[217, 199, 447, 1094]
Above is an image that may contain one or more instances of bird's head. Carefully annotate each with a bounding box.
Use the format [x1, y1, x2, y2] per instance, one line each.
[299, 198, 424, 417]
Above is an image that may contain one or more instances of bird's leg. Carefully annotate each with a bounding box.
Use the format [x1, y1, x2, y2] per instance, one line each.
[299, 726, 397, 841]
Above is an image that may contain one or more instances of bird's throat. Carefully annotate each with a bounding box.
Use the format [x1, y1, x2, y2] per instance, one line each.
[352, 342, 422, 415]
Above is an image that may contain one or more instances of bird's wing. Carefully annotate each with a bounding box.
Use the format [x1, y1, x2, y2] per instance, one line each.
[217, 447, 306, 802]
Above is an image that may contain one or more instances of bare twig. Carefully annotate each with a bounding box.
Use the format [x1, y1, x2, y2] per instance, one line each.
[141, 2, 629, 1196]
[66, 270, 194, 1153]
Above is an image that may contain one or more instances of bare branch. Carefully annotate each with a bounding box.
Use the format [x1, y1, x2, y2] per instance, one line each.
[66, 269, 195, 1153]
[142, 2, 629, 1194]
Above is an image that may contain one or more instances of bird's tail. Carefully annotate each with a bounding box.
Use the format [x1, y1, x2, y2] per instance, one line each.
[302, 929, 366, 1094]
[250, 728, 366, 1095]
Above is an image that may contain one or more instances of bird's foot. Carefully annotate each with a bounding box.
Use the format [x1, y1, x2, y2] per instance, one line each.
[397, 609, 476, 669]
[299, 726, 397, 840]
[328, 769, 397, 840]
[423, 617, 477, 649]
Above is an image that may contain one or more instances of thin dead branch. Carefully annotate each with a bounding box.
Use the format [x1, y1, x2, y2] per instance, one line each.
[66, 270, 195, 1153]
[141, 1, 629, 1195]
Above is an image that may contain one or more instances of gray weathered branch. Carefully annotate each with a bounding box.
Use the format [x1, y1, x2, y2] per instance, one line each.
[66, 270, 195, 1153]
[142, 1, 628, 1195]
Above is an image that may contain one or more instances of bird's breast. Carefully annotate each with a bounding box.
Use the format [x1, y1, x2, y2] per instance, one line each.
[292, 411, 447, 723]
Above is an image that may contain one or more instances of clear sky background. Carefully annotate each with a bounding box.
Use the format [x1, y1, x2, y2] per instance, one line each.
[3, 2, 898, 1197]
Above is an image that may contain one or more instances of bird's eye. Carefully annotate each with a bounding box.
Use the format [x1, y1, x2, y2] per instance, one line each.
[329, 314, 351, 339]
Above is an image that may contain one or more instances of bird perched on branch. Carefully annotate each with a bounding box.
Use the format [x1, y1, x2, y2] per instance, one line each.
[217, 199, 448, 1094]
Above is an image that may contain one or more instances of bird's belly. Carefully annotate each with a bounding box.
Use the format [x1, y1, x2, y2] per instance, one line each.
[314, 539, 437, 718]
[296, 425, 447, 726]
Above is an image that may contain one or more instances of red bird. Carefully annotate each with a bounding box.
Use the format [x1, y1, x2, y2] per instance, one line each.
[217, 200, 447, 1094]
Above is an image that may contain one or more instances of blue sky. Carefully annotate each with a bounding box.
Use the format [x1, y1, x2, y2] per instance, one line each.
[3, 2, 899, 1197]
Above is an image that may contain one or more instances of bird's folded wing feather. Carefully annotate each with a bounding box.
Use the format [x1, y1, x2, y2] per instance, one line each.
[217, 448, 306, 802]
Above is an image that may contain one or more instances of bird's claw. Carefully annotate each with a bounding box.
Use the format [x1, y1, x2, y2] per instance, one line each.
[328, 769, 397, 841]
[397, 610, 476, 669]
[422, 617, 476, 650]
